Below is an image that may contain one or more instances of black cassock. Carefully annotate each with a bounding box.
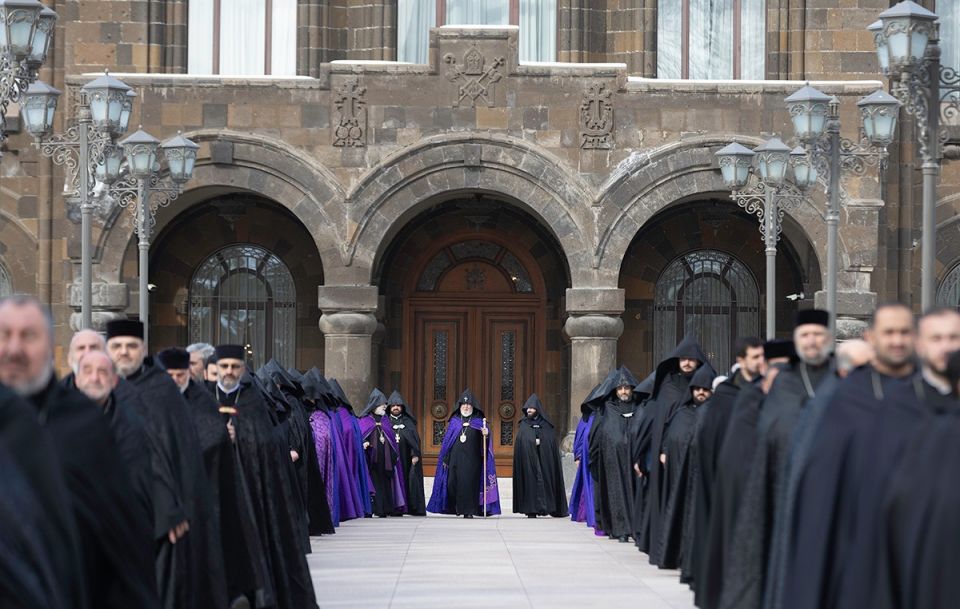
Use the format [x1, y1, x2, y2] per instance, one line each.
[102, 390, 154, 527]
[873, 395, 960, 609]
[361, 388, 404, 517]
[698, 381, 765, 609]
[781, 368, 930, 609]
[213, 376, 319, 609]
[0, 384, 87, 609]
[443, 390, 487, 517]
[116, 359, 228, 609]
[685, 369, 757, 597]
[29, 378, 158, 609]
[512, 394, 568, 517]
[656, 364, 714, 570]
[183, 379, 272, 605]
[588, 366, 644, 540]
[387, 390, 426, 516]
[300, 369, 338, 534]
[720, 360, 832, 609]
[636, 336, 711, 563]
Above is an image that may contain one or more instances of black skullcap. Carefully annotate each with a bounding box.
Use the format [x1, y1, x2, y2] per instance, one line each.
[214, 344, 246, 361]
[105, 319, 144, 340]
[157, 347, 190, 370]
[763, 339, 796, 361]
[795, 309, 830, 329]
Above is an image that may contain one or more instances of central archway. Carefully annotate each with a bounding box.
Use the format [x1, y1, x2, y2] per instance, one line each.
[375, 196, 571, 475]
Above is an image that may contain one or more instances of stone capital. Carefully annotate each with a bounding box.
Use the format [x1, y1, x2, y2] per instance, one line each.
[319, 311, 378, 336]
[317, 284, 379, 313]
[565, 288, 625, 315]
[563, 313, 624, 340]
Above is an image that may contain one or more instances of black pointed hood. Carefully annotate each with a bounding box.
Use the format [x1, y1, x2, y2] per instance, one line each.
[521, 393, 552, 426]
[361, 388, 388, 417]
[652, 335, 711, 397]
[583, 365, 646, 411]
[301, 367, 333, 409]
[328, 378, 354, 412]
[386, 390, 415, 421]
[636, 371, 656, 398]
[689, 362, 718, 391]
[452, 388, 485, 419]
[259, 358, 302, 397]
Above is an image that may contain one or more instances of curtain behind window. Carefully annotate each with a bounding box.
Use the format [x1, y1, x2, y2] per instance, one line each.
[689, 0, 733, 79]
[740, 0, 765, 79]
[520, 0, 556, 62]
[446, 0, 509, 25]
[272, 0, 297, 75]
[187, 0, 214, 74]
[657, 0, 682, 78]
[220, 0, 266, 74]
[398, 0, 436, 63]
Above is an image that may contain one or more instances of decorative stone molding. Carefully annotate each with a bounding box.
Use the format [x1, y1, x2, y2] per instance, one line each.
[68, 281, 129, 309]
[580, 83, 614, 149]
[332, 78, 367, 147]
[443, 47, 504, 108]
[563, 314, 624, 340]
[318, 311, 378, 336]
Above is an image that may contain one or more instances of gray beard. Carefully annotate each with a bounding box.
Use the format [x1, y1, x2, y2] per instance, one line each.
[14, 362, 54, 399]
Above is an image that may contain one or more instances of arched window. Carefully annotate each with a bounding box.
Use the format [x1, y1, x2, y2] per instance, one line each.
[0, 262, 11, 297]
[654, 250, 760, 374]
[937, 262, 960, 310]
[189, 244, 296, 369]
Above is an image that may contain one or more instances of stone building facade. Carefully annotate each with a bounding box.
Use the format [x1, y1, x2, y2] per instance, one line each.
[3, 0, 959, 467]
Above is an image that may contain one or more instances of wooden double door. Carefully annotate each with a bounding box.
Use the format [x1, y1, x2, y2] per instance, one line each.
[406, 298, 542, 476]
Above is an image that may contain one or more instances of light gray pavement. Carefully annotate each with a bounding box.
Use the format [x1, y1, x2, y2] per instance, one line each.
[309, 478, 697, 609]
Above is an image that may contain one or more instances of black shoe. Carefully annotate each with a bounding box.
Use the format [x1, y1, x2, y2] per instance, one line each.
[618, 535, 630, 543]
[463, 514, 474, 519]
[230, 596, 251, 609]
[527, 514, 537, 518]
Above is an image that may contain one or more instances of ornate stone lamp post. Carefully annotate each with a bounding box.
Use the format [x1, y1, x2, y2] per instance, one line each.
[872, 0, 960, 310]
[23, 71, 133, 330]
[784, 84, 899, 337]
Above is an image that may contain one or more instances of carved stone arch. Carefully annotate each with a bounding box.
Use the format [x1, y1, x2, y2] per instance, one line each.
[346, 133, 597, 287]
[0, 208, 39, 295]
[934, 193, 960, 294]
[96, 129, 345, 284]
[595, 135, 844, 292]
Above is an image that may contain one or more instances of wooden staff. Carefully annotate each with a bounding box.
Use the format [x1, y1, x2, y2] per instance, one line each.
[482, 417, 488, 518]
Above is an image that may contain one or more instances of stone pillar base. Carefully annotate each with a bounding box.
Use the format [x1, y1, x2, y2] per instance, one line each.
[814, 290, 876, 340]
[68, 281, 129, 332]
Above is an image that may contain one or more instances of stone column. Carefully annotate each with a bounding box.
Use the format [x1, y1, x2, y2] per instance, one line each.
[68, 281, 129, 332]
[562, 288, 625, 450]
[318, 285, 379, 409]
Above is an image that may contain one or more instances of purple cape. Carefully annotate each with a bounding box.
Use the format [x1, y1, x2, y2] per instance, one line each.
[358, 415, 408, 513]
[330, 408, 366, 521]
[308, 410, 338, 526]
[569, 415, 598, 528]
[341, 408, 374, 515]
[427, 417, 501, 515]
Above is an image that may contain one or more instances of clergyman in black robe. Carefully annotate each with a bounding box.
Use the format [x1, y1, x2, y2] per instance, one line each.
[720, 310, 834, 609]
[158, 347, 272, 608]
[656, 363, 715, 569]
[360, 388, 407, 517]
[636, 335, 710, 563]
[697, 339, 794, 609]
[107, 321, 228, 609]
[388, 390, 426, 516]
[512, 393, 568, 518]
[587, 366, 644, 542]
[683, 335, 763, 592]
[210, 345, 319, 609]
[0, 298, 158, 609]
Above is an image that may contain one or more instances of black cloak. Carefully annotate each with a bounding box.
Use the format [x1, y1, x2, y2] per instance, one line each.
[387, 390, 426, 516]
[656, 363, 715, 569]
[0, 384, 86, 609]
[101, 390, 154, 527]
[636, 336, 710, 560]
[29, 378, 158, 609]
[685, 366, 759, 594]
[781, 368, 929, 609]
[115, 358, 228, 609]
[587, 366, 643, 539]
[512, 394, 568, 517]
[183, 378, 272, 604]
[298, 368, 337, 535]
[720, 358, 833, 609]
[212, 374, 319, 609]
[697, 380, 766, 609]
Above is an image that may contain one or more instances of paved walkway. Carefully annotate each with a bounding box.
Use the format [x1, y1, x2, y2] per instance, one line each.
[309, 480, 697, 609]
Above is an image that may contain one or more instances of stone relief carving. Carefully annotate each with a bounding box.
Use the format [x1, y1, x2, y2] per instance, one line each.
[443, 47, 505, 108]
[333, 78, 367, 147]
[580, 83, 614, 149]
